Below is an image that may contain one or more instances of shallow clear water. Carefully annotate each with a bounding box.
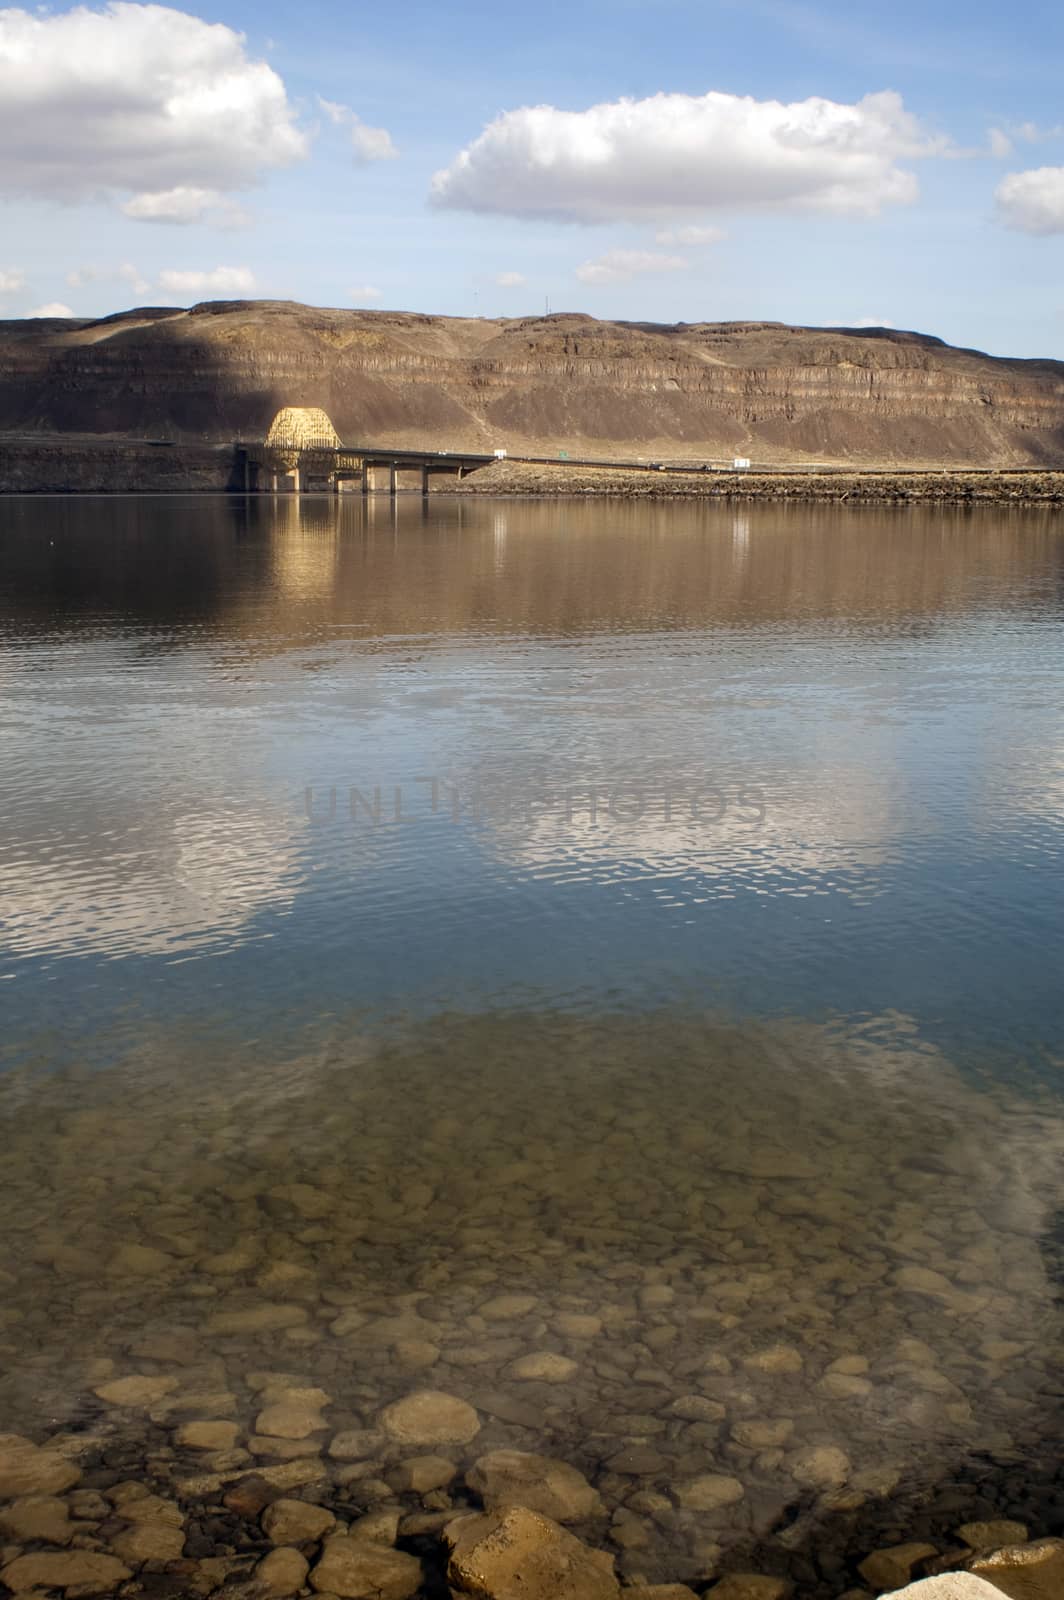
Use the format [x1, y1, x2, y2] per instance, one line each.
[1, 493, 1063, 1590]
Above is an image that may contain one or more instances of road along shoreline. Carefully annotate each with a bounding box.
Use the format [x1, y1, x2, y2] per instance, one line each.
[453, 460, 1064, 503]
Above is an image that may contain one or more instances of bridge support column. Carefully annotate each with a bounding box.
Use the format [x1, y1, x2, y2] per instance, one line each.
[270, 471, 279, 494]
[421, 465, 429, 496]
[389, 463, 397, 496]
[291, 467, 301, 496]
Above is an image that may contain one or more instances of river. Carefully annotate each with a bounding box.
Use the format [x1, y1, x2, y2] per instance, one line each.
[1, 492, 1063, 1593]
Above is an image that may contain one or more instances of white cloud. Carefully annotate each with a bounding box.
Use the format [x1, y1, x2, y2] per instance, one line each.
[575, 249, 688, 285]
[157, 266, 256, 296]
[350, 120, 398, 164]
[496, 271, 526, 287]
[988, 128, 1013, 159]
[851, 316, 895, 328]
[318, 96, 398, 164]
[120, 185, 249, 226]
[0, 268, 25, 294]
[431, 88, 943, 223]
[349, 284, 382, 302]
[996, 167, 1064, 234]
[27, 302, 74, 317]
[0, 3, 307, 210]
[67, 262, 150, 296]
[654, 224, 725, 246]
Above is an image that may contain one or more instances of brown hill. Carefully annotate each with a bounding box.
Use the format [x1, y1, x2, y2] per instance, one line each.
[2, 299, 1063, 467]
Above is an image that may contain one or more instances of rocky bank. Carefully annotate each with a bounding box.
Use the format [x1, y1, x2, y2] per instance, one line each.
[2, 1011, 1064, 1598]
[0, 1420, 1061, 1600]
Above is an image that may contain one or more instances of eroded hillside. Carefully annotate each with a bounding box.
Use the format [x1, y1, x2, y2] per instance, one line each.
[2, 300, 1064, 466]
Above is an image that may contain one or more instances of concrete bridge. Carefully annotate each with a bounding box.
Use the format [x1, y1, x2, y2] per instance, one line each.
[237, 408, 495, 495]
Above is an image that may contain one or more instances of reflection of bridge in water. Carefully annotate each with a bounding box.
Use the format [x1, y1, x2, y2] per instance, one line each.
[237, 407, 494, 496]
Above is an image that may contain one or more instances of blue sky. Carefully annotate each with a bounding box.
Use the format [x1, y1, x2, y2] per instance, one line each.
[2, 0, 1064, 354]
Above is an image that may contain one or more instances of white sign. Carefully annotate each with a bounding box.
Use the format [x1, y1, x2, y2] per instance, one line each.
[733, 457, 751, 470]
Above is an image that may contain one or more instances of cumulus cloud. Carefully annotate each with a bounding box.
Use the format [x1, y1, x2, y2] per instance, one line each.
[496, 271, 526, 287]
[996, 167, 1064, 234]
[988, 128, 1013, 159]
[0, 268, 25, 294]
[349, 284, 382, 302]
[157, 266, 256, 296]
[0, 3, 307, 210]
[319, 97, 398, 164]
[575, 249, 688, 285]
[852, 316, 895, 328]
[431, 88, 942, 223]
[654, 224, 725, 245]
[27, 302, 74, 317]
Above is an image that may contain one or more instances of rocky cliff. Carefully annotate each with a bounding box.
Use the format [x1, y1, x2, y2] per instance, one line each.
[3, 300, 1064, 467]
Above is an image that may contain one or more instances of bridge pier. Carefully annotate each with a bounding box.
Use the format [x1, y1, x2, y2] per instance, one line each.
[238, 425, 494, 497]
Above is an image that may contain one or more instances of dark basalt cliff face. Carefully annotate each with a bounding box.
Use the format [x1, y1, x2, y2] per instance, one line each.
[3, 300, 1064, 466]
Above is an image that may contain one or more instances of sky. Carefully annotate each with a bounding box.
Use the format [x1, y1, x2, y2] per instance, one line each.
[2, 0, 1064, 355]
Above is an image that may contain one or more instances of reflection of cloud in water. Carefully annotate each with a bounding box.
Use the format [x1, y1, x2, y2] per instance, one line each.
[0, 806, 299, 961]
[0, 1009, 1060, 1580]
[481, 763, 896, 893]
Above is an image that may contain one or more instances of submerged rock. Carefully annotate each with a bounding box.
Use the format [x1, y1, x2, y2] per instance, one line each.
[0, 1551, 131, 1594]
[94, 1373, 179, 1407]
[262, 1496, 337, 1543]
[858, 1542, 939, 1590]
[379, 1390, 481, 1445]
[468, 1449, 604, 1523]
[257, 1545, 311, 1596]
[508, 1352, 578, 1382]
[387, 1454, 457, 1493]
[0, 1494, 75, 1544]
[309, 1535, 421, 1599]
[707, 1578, 792, 1600]
[956, 1521, 1029, 1551]
[674, 1475, 745, 1511]
[0, 1433, 81, 1497]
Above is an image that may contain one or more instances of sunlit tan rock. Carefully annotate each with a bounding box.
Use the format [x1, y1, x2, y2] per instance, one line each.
[446, 1506, 619, 1600]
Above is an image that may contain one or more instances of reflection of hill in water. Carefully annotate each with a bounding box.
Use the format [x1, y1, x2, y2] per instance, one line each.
[2, 497, 1064, 654]
[0, 1009, 1061, 1588]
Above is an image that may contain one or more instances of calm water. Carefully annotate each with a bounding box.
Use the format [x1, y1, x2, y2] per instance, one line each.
[1, 493, 1064, 1591]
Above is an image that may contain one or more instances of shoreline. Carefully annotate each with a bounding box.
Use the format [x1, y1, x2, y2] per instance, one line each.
[451, 461, 1064, 504]
[3, 437, 1064, 501]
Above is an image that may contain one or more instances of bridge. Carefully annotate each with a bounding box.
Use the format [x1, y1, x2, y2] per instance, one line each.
[237, 408, 495, 495]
